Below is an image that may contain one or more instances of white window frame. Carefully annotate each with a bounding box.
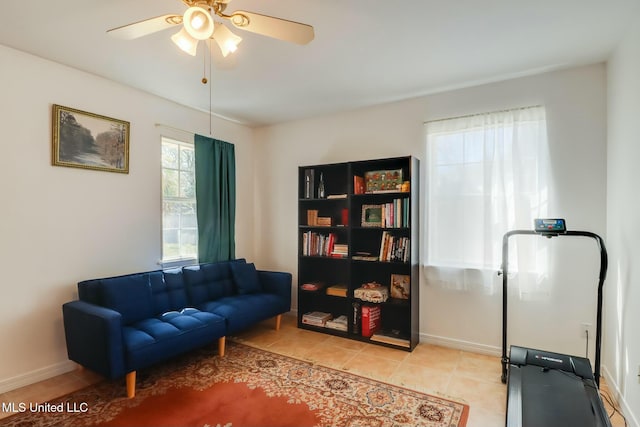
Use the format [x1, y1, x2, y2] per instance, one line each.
[161, 136, 198, 265]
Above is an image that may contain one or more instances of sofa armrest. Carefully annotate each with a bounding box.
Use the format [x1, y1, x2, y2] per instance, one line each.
[258, 271, 292, 312]
[62, 300, 126, 379]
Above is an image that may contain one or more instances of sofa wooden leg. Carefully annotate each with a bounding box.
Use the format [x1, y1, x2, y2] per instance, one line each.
[218, 336, 226, 357]
[275, 314, 282, 331]
[126, 371, 136, 398]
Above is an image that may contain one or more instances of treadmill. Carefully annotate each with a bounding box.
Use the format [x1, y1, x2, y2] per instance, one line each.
[500, 219, 612, 427]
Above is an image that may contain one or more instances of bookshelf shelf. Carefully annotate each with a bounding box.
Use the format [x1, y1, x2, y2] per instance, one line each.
[299, 226, 348, 230]
[351, 227, 411, 231]
[298, 156, 419, 351]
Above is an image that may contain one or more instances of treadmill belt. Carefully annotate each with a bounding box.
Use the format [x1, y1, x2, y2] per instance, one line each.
[519, 365, 600, 427]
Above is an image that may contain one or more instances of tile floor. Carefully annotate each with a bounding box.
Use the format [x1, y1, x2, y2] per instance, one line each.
[0, 314, 628, 427]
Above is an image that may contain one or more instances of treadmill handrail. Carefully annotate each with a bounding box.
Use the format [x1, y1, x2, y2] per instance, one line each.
[500, 229, 608, 387]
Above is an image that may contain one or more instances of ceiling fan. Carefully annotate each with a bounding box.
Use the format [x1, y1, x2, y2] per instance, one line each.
[107, 0, 314, 57]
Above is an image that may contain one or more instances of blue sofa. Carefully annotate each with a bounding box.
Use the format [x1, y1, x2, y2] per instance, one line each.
[62, 259, 291, 398]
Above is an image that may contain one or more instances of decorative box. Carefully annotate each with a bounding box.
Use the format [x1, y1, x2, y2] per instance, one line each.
[354, 283, 389, 303]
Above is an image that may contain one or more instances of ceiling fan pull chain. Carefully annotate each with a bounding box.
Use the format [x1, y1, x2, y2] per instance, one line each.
[202, 44, 208, 84]
[209, 39, 213, 136]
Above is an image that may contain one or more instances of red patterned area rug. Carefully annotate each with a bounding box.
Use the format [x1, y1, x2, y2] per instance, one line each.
[3, 342, 469, 427]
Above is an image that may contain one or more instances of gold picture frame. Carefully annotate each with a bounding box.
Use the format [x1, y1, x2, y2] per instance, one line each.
[52, 104, 130, 173]
[361, 204, 382, 227]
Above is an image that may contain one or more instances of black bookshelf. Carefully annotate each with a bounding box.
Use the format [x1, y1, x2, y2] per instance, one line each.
[297, 156, 419, 351]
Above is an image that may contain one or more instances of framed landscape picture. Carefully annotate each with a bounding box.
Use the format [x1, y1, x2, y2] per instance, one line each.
[52, 104, 130, 173]
[361, 204, 382, 227]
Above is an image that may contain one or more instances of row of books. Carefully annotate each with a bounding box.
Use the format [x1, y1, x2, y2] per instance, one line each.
[301, 312, 348, 331]
[302, 232, 347, 257]
[304, 306, 382, 337]
[379, 198, 410, 228]
[379, 232, 410, 262]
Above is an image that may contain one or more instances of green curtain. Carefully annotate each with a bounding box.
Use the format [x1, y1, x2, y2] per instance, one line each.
[194, 134, 236, 263]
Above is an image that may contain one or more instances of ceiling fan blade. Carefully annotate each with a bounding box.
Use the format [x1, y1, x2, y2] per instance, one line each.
[228, 11, 314, 45]
[107, 14, 182, 40]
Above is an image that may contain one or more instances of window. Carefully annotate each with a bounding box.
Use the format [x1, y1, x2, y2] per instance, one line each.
[424, 106, 549, 292]
[161, 136, 198, 262]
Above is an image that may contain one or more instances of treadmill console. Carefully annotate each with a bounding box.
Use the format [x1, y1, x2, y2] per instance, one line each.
[509, 345, 594, 380]
[534, 218, 566, 235]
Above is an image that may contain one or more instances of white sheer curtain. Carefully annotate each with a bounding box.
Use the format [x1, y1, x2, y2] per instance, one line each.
[424, 106, 551, 296]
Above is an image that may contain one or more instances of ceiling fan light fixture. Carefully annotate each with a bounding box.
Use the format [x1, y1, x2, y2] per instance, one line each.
[212, 24, 242, 57]
[183, 6, 214, 40]
[171, 27, 198, 56]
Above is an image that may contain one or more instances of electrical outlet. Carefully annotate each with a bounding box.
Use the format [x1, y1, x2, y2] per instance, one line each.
[581, 322, 592, 338]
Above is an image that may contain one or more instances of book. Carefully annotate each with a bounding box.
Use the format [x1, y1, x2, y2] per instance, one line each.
[325, 315, 348, 331]
[370, 330, 410, 348]
[352, 302, 361, 334]
[302, 311, 332, 327]
[307, 209, 318, 226]
[316, 217, 332, 226]
[326, 284, 348, 297]
[351, 255, 379, 261]
[331, 243, 348, 257]
[327, 194, 347, 199]
[361, 305, 381, 337]
[353, 176, 365, 194]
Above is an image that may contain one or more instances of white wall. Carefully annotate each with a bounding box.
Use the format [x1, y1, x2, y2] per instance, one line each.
[0, 44, 255, 391]
[606, 17, 640, 426]
[254, 64, 608, 359]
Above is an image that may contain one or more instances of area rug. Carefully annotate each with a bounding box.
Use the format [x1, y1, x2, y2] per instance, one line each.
[2, 342, 469, 427]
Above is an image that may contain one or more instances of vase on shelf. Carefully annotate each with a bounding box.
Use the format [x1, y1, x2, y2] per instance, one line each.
[318, 173, 326, 199]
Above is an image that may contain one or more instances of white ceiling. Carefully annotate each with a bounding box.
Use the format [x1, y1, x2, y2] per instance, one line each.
[1, 0, 638, 126]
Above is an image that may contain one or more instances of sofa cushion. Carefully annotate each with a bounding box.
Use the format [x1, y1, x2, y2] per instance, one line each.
[163, 268, 189, 310]
[230, 262, 261, 294]
[123, 308, 226, 370]
[199, 293, 285, 334]
[183, 260, 243, 305]
[101, 274, 153, 324]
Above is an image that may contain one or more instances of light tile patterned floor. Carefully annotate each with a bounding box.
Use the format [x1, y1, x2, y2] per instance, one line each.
[0, 314, 628, 426]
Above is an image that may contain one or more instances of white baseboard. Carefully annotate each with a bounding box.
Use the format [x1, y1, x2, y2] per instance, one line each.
[419, 332, 502, 357]
[602, 365, 639, 427]
[0, 360, 77, 394]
